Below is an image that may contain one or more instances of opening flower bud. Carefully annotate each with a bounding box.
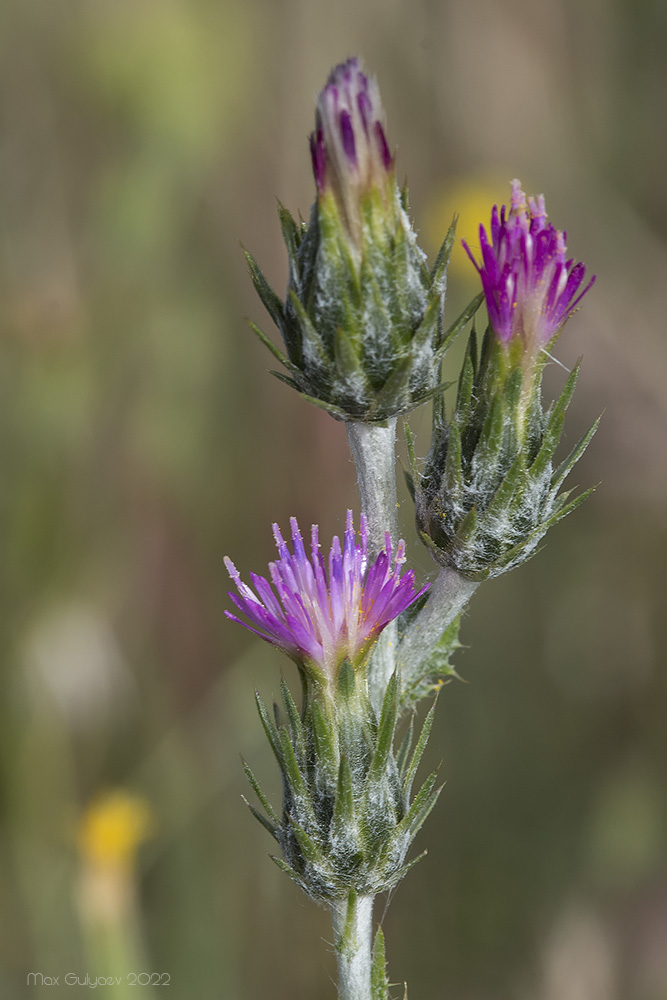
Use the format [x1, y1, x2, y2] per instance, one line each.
[310, 57, 394, 242]
[462, 180, 595, 364]
[246, 56, 480, 423]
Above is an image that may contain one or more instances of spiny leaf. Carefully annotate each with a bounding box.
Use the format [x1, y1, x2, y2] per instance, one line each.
[530, 360, 582, 480]
[332, 755, 355, 832]
[405, 778, 443, 840]
[269, 370, 303, 391]
[403, 423, 419, 503]
[386, 849, 428, 888]
[411, 293, 441, 353]
[476, 392, 505, 465]
[454, 504, 478, 547]
[402, 703, 435, 799]
[281, 678, 306, 763]
[242, 797, 279, 840]
[288, 388, 352, 421]
[403, 467, 415, 502]
[247, 320, 290, 367]
[279, 727, 310, 804]
[244, 250, 284, 328]
[430, 215, 458, 286]
[504, 364, 524, 414]
[444, 420, 463, 501]
[277, 202, 301, 259]
[403, 421, 418, 479]
[337, 660, 357, 702]
[455, 339, 476, 417]
[476, 323, 496, 391]
[287, 289, 329, 364]
[396, 717, 414, 781]
[417, 529, 448, 565]
[492, 525, 548, 571]
[544, 484, 597, 527]
[371, 926, 389, 1000]
[254, 691, 282, 766]
[368, 672, 399, 782]
[311, 700, 338, 782]
[407, 379, 456, 412]
[549, 488, 574, 514]
[270, 855, 303, 886]
[484, 453, 526, 519]
[289, 818, 323, 865]
[370, 356, 412, 418]
[335, 326, 366, 382]
[550, 415, 601, 491]
[494, 488, 591, 571]
[468, 325, 479, 373]
[242, 759, 280, 827]
[437, 291, 484, 356]
[337, 890, 359, 955]
[395, 771, 439, 840]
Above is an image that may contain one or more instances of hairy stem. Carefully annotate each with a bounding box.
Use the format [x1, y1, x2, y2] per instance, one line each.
[330, 894, 374, 1000]
[398, 565, 478, 673]
[346, 419, 399, 714]
[346, 419, 398, 555]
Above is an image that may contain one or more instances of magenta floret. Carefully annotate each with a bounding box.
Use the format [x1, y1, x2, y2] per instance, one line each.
[310, 58, 394, 205]
[225, 511, 427, 680]
[462, 180, 595, 352]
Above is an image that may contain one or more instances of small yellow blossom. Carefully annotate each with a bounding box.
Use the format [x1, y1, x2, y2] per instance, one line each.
[78, 791, 153, 872]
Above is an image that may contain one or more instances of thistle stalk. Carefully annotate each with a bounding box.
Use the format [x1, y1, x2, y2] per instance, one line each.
[330, 894, 374, 1000]
[398, 566, 479, 673]
[346, 420, 399, 556]
[347, 418, 399, 713]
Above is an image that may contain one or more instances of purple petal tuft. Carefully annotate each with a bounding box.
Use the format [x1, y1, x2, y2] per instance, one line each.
[224, 511, 426, 679]
[465, 180, 594, 350]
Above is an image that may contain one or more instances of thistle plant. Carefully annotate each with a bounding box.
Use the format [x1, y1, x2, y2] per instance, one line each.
[227, 58, 598, 1000]
[409, 181, 598, 582]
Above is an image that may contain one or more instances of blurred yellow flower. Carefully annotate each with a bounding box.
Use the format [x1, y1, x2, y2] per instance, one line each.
[78, 791, 153, 872]
[423, 173, 515, 279]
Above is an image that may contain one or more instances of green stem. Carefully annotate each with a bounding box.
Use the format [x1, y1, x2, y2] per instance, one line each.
[398, 565, 478, 673]
[346, 419, 399, 715]
[346, 419, 398, 555]
[330, 893, 374, 1000]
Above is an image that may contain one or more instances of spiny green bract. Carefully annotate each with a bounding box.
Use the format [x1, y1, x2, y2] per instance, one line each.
[244, 667, 441, 902]
[407, 326, 600, 581]
[246, 198, 482, 423]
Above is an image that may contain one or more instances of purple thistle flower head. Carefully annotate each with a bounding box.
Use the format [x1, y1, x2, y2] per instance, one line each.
[224, 511, 427, 685]
[462, 180, 595, 356]
[310, 58, 394, 241]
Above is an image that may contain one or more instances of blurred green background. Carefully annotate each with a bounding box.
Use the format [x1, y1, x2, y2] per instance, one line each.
[1, 0, 666, 997]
